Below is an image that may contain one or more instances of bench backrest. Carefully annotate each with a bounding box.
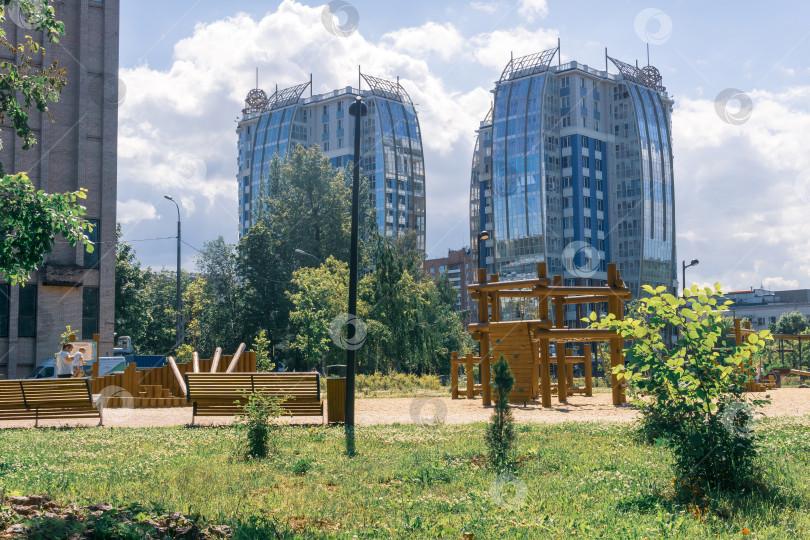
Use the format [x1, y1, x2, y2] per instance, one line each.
[19, 378, 94, 408]
[185, 373, 320, 402]
[0, 381, 25, 409]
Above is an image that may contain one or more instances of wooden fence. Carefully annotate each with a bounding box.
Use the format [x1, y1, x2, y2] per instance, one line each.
[89, 352, 256, 408]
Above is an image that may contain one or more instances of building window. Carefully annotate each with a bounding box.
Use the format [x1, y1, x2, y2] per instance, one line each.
[562, 116, 570, 128]
[337, 119, 343, 130]
[323, 105, 328, 115]
[562, 156, 571, 168]
[595, 159, 603, 172]
[582, 116, 587, 126]
[562, 176, 572, 188]
[564, 217, 572, 229]
[584, 217, 591, 229]
[323, 123, 328, 134]
[323, 141, 329, 151]
[561, 97, 569, 108]
[596, 179, 604, 191]
[82, 287, 100, 339]
[561, 76, 569, 87]
[18, 285, 36, 338]
[337, 138, 343, 148]
[0, 284, 8, 337]
[584, 196, 591, 209]
[582, 156, 589, 169]
[561, 136, 570, 148]
[582, 136, 589, 146]
[84, 219, 100, 268]
[337, 101, 343, 111]
[580, 78, 586, 88]
[583, 176, 590, 189]
[597, 199, 603, 211]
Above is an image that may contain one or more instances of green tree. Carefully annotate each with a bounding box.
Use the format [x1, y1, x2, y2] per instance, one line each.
[139, 269, 191, 355]
[287, 256, 351, 371]
[589, 283, 772, 492]
[194, 237, 245, 356]
[485, 355, 516, 470]
[114, 225, 149, 348]
[252, 330, 274, 372]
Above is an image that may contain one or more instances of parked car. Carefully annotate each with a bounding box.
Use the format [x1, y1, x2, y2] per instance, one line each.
[28, 357, 127, 379]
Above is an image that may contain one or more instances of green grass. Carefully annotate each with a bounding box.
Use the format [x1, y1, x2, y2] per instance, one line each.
[1, 418, 808, 538]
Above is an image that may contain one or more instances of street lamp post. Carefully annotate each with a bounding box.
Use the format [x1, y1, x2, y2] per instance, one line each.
[476, 230, 491, 271]
[294, 248, 322, 265]
[164, 195, 183, 348]
[346, 95, 367, 456]
[682, 258, 699, 297]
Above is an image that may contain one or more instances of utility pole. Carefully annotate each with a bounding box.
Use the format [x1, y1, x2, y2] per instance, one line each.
[164, 195, 183, 348]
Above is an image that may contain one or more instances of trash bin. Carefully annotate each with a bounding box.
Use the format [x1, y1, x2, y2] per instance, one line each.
[326, 364, 346, 424]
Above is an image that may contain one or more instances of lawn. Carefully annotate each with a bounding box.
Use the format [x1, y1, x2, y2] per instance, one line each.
[1, 418, 808, 539]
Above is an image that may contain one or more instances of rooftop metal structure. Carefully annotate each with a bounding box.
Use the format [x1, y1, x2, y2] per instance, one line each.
[360, 72, 413, 105]
[499, 47, 559, 83]
[607, 56, 665, 92]
[242, 80, 311, 115]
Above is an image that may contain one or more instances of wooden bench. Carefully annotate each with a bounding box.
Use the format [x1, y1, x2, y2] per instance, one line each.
[185, 373, 324, 424]
[0, 378, 101, 427]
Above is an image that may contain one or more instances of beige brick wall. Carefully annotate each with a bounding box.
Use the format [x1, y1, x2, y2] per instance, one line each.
[0, 1, 119, 378]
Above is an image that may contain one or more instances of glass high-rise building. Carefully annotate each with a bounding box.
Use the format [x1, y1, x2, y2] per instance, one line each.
[236, 73, 426, 251]
[470, 47, 676, 310]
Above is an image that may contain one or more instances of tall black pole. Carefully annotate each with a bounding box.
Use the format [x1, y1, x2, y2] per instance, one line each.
[347, 95, 367, 455]
[176, 217, 182, 345]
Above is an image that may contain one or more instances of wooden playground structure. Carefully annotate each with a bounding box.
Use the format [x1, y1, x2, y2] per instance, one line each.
[451, 262, 631, 407]
[90, 345, 255, 408]
[729, 318, 810, 391]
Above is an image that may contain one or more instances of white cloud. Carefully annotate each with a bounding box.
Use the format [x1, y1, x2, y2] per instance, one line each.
[470, 1, 498, 13]
[382, 22, 465, 61]
[117, 199, 158, 225]
[673, 87, 810, 291]
[470, 27, 558, 70]
[763, 277, 800, 289]
[517, 0, 548, 21]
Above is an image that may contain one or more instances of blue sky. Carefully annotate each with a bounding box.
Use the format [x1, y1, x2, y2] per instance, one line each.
[117, 0, 810, 291]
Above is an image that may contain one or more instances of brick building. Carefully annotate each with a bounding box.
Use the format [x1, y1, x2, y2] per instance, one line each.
[0, 1, 119, 378]
[424, 248, 477, 321]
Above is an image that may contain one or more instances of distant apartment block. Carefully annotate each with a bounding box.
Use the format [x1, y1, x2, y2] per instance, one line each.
[723, 288, 810, 330]
[470, 45, 677, 319]
[236, 73, 426, 252]
[0, 1, 120, 378]
[424, 248, 476, 319]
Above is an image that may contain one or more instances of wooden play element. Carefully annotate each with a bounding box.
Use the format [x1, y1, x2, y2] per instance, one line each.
[549, 345, 593, 398]
[0, 378, 101, 427]
[791, 369, 810, 378]
[727, 318, 801, 391]
[459, 262, 630, 407]
[185, 372, 324, 424]
[89, 348, 256, 408]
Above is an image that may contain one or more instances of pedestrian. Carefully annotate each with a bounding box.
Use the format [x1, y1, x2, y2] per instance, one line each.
[72, 347, 87, 377]
[56, 344, 74, 378]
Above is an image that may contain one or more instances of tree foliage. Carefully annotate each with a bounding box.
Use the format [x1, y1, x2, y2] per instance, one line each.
[485, 354, 516, 470]
[589, 283, 772, 492]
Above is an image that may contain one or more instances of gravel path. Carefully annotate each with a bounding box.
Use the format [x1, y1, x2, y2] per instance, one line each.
[1, 389, 807, 429]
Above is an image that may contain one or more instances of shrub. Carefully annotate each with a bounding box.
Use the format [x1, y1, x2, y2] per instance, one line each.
[174, 343, 193, 364]
[485, 355, 516, 470]
[234, 392, 287, 459]
[253, 330, 275, 372]
[589, 283, 771, 493]
[292, 458, 312, 476]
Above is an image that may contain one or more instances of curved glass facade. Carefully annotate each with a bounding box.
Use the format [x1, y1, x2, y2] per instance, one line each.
[237, 80, 425, 249]
[472, 54, 675, 301]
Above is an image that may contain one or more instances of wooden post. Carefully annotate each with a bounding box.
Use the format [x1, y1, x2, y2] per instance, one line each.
[466, 353, 474, 398]
[539, 338, 552, 407]
[451, 351, 459, 399]
[168, 356, 187, 397]
[607, 264, 624, 406]
[192, 352, 200, 373]
[92, 359, 99, 379]
[584, 344, 593, 396]
[490, 274, 500, 322]
[225, 343, 246, 373]
[210, 347, 223, 372]
[557, 341, 567, 402]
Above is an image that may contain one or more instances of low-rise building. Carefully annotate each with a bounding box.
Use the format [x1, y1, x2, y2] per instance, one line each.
[424, 248, 476, 320]
[723, 288, 810, 330]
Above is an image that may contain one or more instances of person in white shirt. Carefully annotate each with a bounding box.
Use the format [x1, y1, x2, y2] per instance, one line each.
[56, 344, 74, 378]
[72, 347, 87, 377]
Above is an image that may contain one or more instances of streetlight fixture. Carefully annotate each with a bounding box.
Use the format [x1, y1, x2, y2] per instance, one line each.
[682, 258, 699, 297]
[477, 230, 491, 271]
[294, 248, 322, 265]
[164, 195, 183, 348]
[345, 94, 367, 456]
